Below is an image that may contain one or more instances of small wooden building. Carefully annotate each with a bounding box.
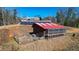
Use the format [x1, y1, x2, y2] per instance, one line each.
[32, 23, 66, 37]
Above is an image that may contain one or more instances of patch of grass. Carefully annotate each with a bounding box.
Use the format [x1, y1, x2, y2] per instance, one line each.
[2, 38, 19, 51]
[62, 34, 79, 51]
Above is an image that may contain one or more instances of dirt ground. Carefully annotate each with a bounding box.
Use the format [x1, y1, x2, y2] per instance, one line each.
[0, 24, 79, 51]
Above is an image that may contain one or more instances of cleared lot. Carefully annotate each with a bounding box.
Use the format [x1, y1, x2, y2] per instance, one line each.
[0, 24, 79, 51]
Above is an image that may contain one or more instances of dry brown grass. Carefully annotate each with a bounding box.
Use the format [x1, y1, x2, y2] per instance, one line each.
[19, 36, 72, 51]
[18, 34, 79, 51]
[0, 24, 79, 51]
[18, 25, 79, 51]
[0, 38, 19, 51]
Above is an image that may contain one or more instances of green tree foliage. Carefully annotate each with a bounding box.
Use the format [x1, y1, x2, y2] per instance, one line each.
[56, 7, 79, 27]
[56, 10, 65, 25]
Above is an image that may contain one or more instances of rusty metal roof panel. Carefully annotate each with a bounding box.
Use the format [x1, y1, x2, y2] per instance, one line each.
[36, 23, 64, 29]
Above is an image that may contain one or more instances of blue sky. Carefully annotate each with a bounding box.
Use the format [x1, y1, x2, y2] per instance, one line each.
[6, 7, 79, 18]
[16, 7, 59, 18]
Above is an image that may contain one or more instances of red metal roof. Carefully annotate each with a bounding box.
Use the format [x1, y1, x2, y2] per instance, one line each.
[36, 23, 64, 29]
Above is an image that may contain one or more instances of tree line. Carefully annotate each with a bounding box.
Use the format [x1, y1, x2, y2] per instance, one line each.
[0, 7, 20, 26]
[56, 7, 79, 28]
[0, 7, 79, 28]
[40, 7, 79, 28]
